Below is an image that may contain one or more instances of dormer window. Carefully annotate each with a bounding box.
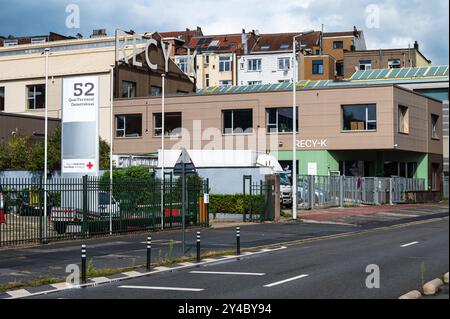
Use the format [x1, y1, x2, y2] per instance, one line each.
[3, 39, 18, 47]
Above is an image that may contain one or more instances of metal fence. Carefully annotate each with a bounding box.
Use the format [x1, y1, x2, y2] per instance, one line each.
[0, 176, 209, 247]
[243, 176, 276, 222]
[297, 175, 426, 210]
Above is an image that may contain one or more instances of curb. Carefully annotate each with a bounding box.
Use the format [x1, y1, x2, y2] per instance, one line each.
[444, 272, 449, 285]
[399, 290, 422, 299]
[2, 246, 287, 299]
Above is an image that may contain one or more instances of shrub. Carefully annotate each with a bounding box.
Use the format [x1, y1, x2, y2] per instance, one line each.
[209, 194, 265, 215]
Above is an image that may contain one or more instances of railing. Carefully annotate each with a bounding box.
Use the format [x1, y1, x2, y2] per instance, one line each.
[0, 176, 209, 248]
[297, 175, 426, 209]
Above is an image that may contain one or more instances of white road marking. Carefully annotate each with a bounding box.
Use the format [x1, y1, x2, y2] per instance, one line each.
[401, 241, 419, 248]
[119, 285, 204, 292]
[122, 271, 142, 277]
[6, 289, 32, 298]
[264, 274, 309, 288]
[190, 271, 266, 276]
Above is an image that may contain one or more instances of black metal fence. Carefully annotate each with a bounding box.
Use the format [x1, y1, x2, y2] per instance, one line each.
[0, 176, 209, 247]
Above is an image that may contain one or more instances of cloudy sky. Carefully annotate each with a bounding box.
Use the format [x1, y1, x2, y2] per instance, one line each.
[1, 0, 448, 64]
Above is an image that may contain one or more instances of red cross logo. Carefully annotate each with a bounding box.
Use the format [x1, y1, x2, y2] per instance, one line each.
[87, 162, 94, 170]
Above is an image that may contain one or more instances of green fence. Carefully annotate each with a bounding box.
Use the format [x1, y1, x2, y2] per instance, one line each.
[0, 176, 208, 247]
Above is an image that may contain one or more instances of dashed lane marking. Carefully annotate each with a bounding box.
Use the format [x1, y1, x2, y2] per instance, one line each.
[190, 271, 266, 276]
[264, 274, 309, 288]
[119, 285, 204, 292]
[401, 241, 419, 248]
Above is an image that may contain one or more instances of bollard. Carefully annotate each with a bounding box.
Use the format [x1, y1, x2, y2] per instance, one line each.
[236, 227, 241, 256]
[146, 236, 152, 271]
[81, 244, 87, 284]
[196, 232, 201, 262]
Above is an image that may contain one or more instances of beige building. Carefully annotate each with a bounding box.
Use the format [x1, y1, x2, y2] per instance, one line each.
[112, 83, 443, 190]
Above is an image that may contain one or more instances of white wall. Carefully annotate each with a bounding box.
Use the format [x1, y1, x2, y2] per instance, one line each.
[237, 53, 293, 86]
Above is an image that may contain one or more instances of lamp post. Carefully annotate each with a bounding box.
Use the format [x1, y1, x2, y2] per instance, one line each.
[292, 35, 301, 221]
[161, 73, 166, 231]
[43, 47, 50, 242]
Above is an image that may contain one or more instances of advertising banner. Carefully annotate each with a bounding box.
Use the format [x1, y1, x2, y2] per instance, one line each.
[61, 76, 100, 176]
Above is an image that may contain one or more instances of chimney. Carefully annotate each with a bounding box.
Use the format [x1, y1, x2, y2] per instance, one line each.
[414, 41, 419, 50]
[242, 29, 248, 55]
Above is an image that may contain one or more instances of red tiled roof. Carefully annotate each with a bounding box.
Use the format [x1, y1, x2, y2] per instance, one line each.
[251, 32, 321, 53]
[182, 34, 244, 54]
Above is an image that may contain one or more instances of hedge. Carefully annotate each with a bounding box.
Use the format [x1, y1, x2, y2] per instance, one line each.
[209, 194, 265, 215]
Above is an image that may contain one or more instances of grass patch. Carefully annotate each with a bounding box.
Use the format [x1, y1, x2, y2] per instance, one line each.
[0, 276, 63, 293]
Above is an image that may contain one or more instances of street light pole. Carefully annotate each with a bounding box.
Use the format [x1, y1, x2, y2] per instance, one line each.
[161, 73, 166, 231]
[109, 64, 114, 235]
[292, 36, 299, 221]
[44, 48, 50, 241]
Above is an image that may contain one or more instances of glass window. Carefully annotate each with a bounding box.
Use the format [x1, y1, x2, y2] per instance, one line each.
[312, 60, 324, 75]
[205, 74, 210, 88]
[336, 62, 344, 77]
[398, 105, 409, 134]
[0, 87, 4, 111]
[115, 114, 142, 138]
[278, 57, 290, 70]
[154, 112, 182, 137]
[3, 39, 18, 47]
[223, 109, 253, 134]
[219, 56, 231, 72]
[431, 114, 439, 139]
[359, 60, 372, 71]
[248, 81, 262, 86]
[122, 81, 136, 98]
[342, 104, 377, 131]
[247, 59, 262, 72]
[31, 37, 46, 45]
[150, 86, 162, 96]
[27, 84, 46, 110]
[177, 57, 188, 73]
[266, 107, 298, 133]
[388, 59, 401, 69]
[219, 80, 232, 86]
[339, 161, 370, 177]
[333, 41, 344, 49]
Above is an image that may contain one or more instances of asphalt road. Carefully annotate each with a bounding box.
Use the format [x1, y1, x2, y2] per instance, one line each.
[29, 218, 449, 299]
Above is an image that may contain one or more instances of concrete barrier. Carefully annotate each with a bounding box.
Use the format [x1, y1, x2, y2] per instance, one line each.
[399, 290, 422, 299]
[423, 278, 444, 296]
[444, 272, 449, 285]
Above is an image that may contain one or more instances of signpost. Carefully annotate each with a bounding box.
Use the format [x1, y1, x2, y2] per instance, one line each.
[173, 149, 197, 254]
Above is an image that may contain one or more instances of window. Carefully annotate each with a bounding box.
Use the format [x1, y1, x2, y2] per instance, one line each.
[388, 59, 401, 69]
[333, 41, 344, 49]
[27, 84, 46, 110]
[0, 87, 4, 111]
[154, 112, 182, 137]
[247, 59, 262, 72]
[219, 80, 232, 86]
[260, 45, 270, 50]
[219, 56, 231, 72]
[122, 81, 136, 98]
[248, 81, 262, 86]
[177, 57, 188, 73]
[431, 114, 439, 139]
[339, 161, 371, 177]
[115, 114, 142, 138]
[150, 86, 162, 96]
[383, 162, 417, 178]
[342, 104, 377, 131]
[398, 105, 409, 134]
[312, 60, 324, 75]
[278, 57, 290, 70]
[266, 107, 298, 133]
[205, 55, 210, 64]
[280, 44, 290, 50]
[359, 60, 372, 71]
[31, 37, 46, 45]
[336, 62, 344, 77]
[223, 109, 253, 134]
[3, 39, 18, 47]
[205, 74, 210, 88]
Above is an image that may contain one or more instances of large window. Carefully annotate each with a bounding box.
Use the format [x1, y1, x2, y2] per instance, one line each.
[150, 86, 162, 96]
[359, 60, 372, 71]
[384, 162, 417, 178]
[177, 57, 188, 73]
[247, 59, 262, 72]
[223, 109, 253, 134]
[116, 114, 142, 138]
[388, 59, 401, 69]
[342, 104, 377, 131]
[278, 57, 290, 71]
[398, 105, 409, 134]
[431, 114, 439, 139]
[219, 56, 231, 72]
[27, 84, 46, 110]
[266, 107, 298, 133]
[122, 81, 136, 98]
[312, 60, 324, 75]
[0, 87, 4, 111]
[339, 161, 371, 177]
[154, 112, 182, 137]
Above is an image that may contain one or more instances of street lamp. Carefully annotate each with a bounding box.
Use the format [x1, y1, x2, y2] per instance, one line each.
[292, 31, 313, 221]
[43, 47, 50, 242]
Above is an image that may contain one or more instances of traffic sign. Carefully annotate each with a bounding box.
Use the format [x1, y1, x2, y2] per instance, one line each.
[173, 149, 197, 176]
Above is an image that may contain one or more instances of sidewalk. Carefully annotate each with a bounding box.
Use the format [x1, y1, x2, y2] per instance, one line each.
[300, 203, 449, 226]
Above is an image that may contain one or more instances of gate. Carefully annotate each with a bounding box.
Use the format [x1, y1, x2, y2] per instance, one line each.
[243, 176, 275, 222]
[297, 175, 340, 210]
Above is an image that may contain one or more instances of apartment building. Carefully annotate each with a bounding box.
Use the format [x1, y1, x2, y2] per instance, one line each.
[343, 41, 432, 78]
[112, 73, 446, 190]
[0, 32, 75, 47]
[0, 31, 194, 143]
[0, 113, 60, 144]
[237, 32, 321, 85]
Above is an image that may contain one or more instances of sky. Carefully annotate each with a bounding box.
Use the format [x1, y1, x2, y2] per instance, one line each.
[0, 0, 448, 65]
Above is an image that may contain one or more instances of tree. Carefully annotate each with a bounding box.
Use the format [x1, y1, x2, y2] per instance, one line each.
[0, 134, 32, 170]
